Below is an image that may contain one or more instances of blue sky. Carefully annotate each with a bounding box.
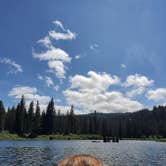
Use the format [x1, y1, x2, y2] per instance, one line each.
[0, 0, 166, 113]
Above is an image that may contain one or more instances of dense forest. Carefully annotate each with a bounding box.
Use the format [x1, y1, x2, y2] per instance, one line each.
[0, 96, 166, 138]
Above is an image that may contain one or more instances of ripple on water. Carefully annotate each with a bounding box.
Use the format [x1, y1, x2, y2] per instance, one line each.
[0, 140, 166, 166]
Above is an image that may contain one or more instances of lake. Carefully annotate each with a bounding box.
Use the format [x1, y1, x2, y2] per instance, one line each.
[0, 140, 166, 166]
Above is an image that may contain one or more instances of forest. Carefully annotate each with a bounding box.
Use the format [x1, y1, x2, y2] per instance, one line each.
[0, 96, 166, 138]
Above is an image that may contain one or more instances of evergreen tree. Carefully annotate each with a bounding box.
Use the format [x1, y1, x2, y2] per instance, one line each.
[15, 96, 26, 134]
[0, 100, 6, 132]
[93, 110, 97, 134]
[41, 111, 46, 134]
[45, 98, 55, 134]
[69, 105, 76, 133]
[27, 101, 35, 133]
[5, 106, 16, 133]
[1, 97, 166, 138]
[34, 101, 41, 134]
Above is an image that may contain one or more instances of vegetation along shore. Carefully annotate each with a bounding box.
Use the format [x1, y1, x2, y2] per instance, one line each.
[0, 96, 166, 142]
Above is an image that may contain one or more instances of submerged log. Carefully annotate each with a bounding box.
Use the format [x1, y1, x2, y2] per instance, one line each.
[58, 154, 103, 166]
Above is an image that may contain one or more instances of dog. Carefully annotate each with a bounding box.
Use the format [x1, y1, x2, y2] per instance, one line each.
[58, 154, 103, 166]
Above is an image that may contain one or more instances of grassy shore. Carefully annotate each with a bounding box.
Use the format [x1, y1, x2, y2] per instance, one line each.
[0, 133, 102, 141]
[0, 133, 166, 142]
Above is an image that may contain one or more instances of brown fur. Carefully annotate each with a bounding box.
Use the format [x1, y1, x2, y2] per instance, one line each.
[58, 154, 103, 166]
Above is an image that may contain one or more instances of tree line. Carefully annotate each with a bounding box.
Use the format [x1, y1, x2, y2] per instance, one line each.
[0, 96, 166, 138]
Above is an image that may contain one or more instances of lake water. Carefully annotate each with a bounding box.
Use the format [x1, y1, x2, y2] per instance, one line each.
[0, 140, 166, 166]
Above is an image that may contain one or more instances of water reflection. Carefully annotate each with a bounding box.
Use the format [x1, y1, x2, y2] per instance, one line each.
[0, 140, 166, 166]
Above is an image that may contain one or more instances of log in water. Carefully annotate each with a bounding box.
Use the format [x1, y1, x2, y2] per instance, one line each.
[58, 154, 103, 166]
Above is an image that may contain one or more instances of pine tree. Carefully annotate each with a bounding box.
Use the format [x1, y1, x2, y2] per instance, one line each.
[15, 96, 26, 134]
[69, 105, 76, 133]
[27, 101, 34, 133]
[34, 101, 41, 134]
[5, 106, 16, 133]
[56, 110, 61, 133]
[0, 100, 6, 132]
[45, 98, 55, 134]
[41, 111, 46, 134]
[93, 110, 97, 134]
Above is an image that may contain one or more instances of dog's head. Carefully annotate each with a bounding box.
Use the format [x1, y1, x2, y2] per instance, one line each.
[58, 154, 103, 166]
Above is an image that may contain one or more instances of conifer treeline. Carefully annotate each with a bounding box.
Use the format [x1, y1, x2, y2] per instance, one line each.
[0, 96, 166, 138]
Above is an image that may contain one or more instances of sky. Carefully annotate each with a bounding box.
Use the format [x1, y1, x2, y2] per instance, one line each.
[0, 0, 166, 114]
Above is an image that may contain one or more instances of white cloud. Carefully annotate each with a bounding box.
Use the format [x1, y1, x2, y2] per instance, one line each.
[33, 46, 71, 62]
[126, 87, 145, 98]
[64, 71, 143, 113]
[8, 86, 51, 110]
[49, 20, 76, 40]
[33, 20, 75, 80]
[48, 60, 66, 79]
[53, 85, 59, 91]
[124, 74, 154, 87]
[37, 36, 52, 48]
[64, 89, 143, 113]
[45, 76, 54, 87]
[53, 20, 65, 30]
[38, 75, 59, 89]
[0, 57, 23, 74]
[69, 71, 120, 92]
[49, 30, 76, 41]
[33, 46, 71, 79]
[90, 43, 99, 51]
[38, 75, 44, 80]
[146, 88, 166, 102]
[75, 55, 81, 59]
[8, 86, 74, 113]
[121, 64, 126, 69]
[54, 105, 82, 115]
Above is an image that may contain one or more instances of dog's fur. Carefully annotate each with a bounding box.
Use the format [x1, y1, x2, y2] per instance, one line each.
[58, 154, 103, 166]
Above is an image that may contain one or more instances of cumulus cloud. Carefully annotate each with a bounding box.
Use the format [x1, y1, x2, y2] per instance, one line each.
[124, 74, 154, 87]
[122, 74, 154, 98]
[146, 88, 166, 102]
[64, 71, 143, 113]
[69, 71, 120, 92]
[0, 57, 23, 74]
[124, 74, 154, 98]
[8, 86, 73, 113]
[38, 75, 59, 90]
[33, 20, 76, 80]
[33, 46, 71, 79]
[37, 36, 52, 48]
[64, 89, 143, 113]
[33, 46, 71, 62]
[48, 60, 66, 79]
[126, 87, 145, 98]
[8, 86, 51, 110]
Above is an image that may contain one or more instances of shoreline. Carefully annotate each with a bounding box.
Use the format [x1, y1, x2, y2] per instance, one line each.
[0, 133, 166, 142]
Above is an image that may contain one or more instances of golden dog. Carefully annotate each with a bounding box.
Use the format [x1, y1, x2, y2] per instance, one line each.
[58, 154, 103, 166]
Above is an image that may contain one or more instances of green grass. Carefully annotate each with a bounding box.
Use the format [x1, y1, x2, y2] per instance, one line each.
[0, 133, 102, 141]
[0, 132, 166, 142]
[0, 133, 26, 140]
[155, 138, 166, 142]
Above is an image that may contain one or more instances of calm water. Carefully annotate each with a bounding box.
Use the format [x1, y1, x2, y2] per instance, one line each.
[0, 140, 166, 166]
